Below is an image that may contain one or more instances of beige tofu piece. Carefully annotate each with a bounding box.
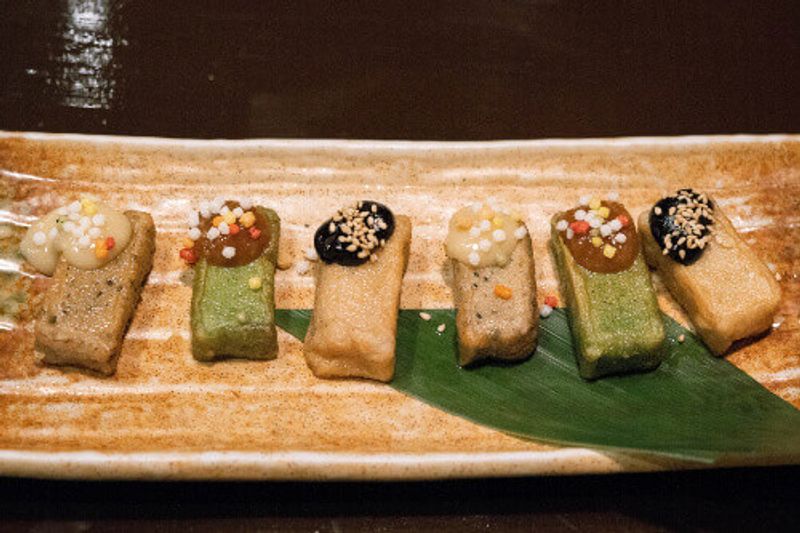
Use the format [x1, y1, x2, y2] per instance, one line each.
[639, 205, 780, 355]
[35, 211, 156, 375]
[452, 231, 538, 366]
[303, 215, 412, 381]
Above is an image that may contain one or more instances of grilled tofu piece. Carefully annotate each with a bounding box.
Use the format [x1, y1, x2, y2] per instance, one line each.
[550, 213, 666, 379]
[639, 205, 780, 355]
[191, 207, 280, 361]
[35, 211, 156, 375]
[452, 231, 538, 366]
[303, 215, 412, 382]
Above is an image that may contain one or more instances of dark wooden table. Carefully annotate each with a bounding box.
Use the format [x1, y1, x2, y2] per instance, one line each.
[2, 1, 799, 531]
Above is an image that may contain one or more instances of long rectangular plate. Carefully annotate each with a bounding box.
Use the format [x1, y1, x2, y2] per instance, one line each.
[1, 132, 798, 480]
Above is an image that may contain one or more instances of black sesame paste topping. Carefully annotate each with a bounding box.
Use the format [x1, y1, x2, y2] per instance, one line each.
[314, 200, 395, 266]
[649, 188, 715, 265]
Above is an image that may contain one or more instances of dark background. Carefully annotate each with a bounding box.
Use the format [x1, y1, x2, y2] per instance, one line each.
[1, 0, 798, 139]
[2, 0, 800, 531]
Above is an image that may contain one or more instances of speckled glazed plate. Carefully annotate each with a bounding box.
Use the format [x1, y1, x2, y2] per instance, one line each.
[1, 132, 798, 480]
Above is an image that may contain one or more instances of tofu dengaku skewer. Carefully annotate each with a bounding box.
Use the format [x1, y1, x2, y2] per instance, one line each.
[304, 201, 411, 382]
[445, 202, 538, 366]
[639, 189, 781, 355]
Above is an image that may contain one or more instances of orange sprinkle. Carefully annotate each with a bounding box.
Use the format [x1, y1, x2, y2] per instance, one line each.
[94, 238, 108, 259]
[212, 215, 224, 227]
[249, 227, 262, 240]
[179, 248, 197, 264]
[494, 284, 513, 300]
[106, 236, 115, 250]
[228, 223, 240, 235]
[182, 238, 195, 249]
[569, 220, 590, 234]
[544, 295, 558, 308]
[616, 214, 630, 227]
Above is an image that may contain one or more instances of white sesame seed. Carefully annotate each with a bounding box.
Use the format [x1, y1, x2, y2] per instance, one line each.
[600, 224, 612, 237]
[574, 209, 586, 221]
[468, 251, 480, 266]
[92, 213, 106, 227]
[514, 225, 527, 239]
[220, 205, 231, 217]
[33, 231, 46, 245]
[79, 216, 90, 229]
[566, 228, 574, 240]
[609, 219, 622, 231]
[479, 238, 492, 251]
[88, 227, 101, 238]
[68, 201, 81, 213]
[589, 217, 602, 229]
[305, 247, 319, 261]
[188, 227, 202, 240]
[222, 246, 236, 259]
[468, 226, 481, 238]
[607, 191, 619, 201]
[232, 207, 244, 218]
[579, 195, 591, 206]
[218, 222, 230, 235]
[654, 206, 662, 215]
[614, 233, 627, 244]
[419, 312, 432, 321]
[78, 235, 91, 248]
[187, 210, 200, 228]
[556, 219, 568, 231]
[436, 323, 446, 333]
[56, 207, 68, 216]
[48, 227, 58, 239]
[63, 221, 76, 233]
[492, 229, 507, 242]
[540, 304, 553, 318]
[239, 198, 253, 210]
[207, 227, 220, 240]
[68, 211, 80, 222]
[678, 334, 685, 343]
[296, 260, 311, 275]
[479, 219, 491, 232]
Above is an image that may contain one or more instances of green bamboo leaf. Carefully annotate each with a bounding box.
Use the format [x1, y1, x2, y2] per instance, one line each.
[276, 308, 800, 463]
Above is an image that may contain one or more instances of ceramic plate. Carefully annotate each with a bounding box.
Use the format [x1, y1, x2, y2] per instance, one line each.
[1, 132, 798, 480]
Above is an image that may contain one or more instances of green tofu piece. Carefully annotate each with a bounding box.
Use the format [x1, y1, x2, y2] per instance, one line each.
[550, 216, 666, 379]
[191, 207, 280, 361]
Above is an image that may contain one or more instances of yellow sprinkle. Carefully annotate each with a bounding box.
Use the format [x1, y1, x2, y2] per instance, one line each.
[223, 211, 237, 225]
[589, 197, 602, 210]
[212, 215, 224, 227]
[239, 211, 256, 228]
[598, 206, 610, 218]
[94, 238, 108, 259]
[492, 216, 505, 228]
[183, 238, 195, 249]
[591, 236, 603, 247]
[81, 198, 98, 216]
[478, 205, 495, 221]
[603, 244, 617, 258]
[248, 276, 262, 290]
